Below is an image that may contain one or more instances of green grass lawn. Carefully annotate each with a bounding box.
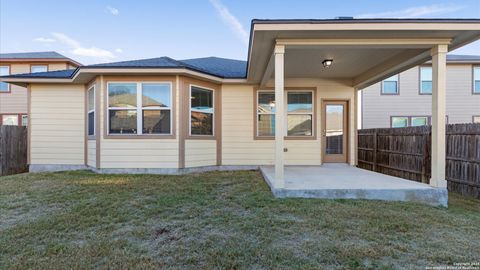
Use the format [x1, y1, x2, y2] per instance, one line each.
[1, 170, 479, 269]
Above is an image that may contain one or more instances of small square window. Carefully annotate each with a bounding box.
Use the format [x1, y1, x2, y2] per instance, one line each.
[473, 116, 480, 123]
[2, 115, 18, 126]
[411, 117, 428, 127]
[391, 117, 408, 128]
[382, 75, 399, 94]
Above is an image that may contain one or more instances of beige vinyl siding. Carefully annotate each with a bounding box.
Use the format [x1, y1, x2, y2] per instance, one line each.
[30, 84, 85, 165]
[185, 140, 216, 167]
[362, 64, 480, 128]
[48, 63, 69, 71]
[222, 79, 356, 166]
[87, 140, 96, 167]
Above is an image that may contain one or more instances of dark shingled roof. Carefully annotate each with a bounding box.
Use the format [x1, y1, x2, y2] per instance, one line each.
[85, 56, 247, 78]
[0, 51, 70, 59]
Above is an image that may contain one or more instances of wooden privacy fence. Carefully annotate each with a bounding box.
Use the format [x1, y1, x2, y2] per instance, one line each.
[0, 126, 28, 176]
[358, 123, 480, 199]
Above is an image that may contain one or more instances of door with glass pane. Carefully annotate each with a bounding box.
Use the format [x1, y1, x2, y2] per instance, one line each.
[322, 101, 348, 163]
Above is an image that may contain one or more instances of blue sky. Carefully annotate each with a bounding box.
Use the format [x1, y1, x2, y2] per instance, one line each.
[1, 0, 479, 65]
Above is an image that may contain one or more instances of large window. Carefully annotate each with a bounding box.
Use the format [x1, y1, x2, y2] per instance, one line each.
[256, 90, 313, 137]
[0, 66, 10, 92]
[87, 86, 95, 136]
[420, 66, 432, 94]
[287, 92, 313, 136]
[108, 82, 172, 135]
[474, 67, 480, 94]
[31, 65, 48, 73]
[190, 86, 214, 136]
[382, 75, 399, 94]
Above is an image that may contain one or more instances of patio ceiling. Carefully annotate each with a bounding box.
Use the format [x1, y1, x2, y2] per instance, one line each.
[247, 19, 480, 88]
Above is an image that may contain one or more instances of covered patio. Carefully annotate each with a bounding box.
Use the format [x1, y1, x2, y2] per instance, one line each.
[247, 19, 480, 206]
[260, 165, 448, 206]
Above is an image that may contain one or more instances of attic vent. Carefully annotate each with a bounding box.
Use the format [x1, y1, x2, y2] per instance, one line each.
[335, 16, 354, 20]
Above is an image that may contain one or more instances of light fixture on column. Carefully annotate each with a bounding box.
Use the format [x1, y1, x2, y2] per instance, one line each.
[322, 59, 333, 68]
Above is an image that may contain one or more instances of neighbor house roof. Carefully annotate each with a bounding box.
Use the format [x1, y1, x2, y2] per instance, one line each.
[3, 56, 247, 79]
[0, 51, 82, 66]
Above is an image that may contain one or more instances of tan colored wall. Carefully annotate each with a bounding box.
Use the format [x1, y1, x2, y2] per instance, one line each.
[185, 140, 216, 167]
[222, 78, 356, 166]
[87, 140, 96, 167]
[99, 76, 180, 169]
[362, 64, 480, 128]
[0, 62, 71, 115]
[30, 84, 85, 165]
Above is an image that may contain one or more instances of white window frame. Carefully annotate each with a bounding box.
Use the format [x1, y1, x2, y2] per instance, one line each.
[474, 66, 480, 94]
[420, 66, 433, 94]
[381, 74, 399, 95]
[0, 65, 10, 92]
[256, 90, 275, 137]
[1, 114, 18, 126]
[30, 65, 48, 73]
[391, 116, 409, 128]
[411, 116, 430, 127]
[107, 81, 173, 136]
[286, 90, 314, 137]
[87, 86, 95, 136]
[189, 84, 215, 137]
[256, 89, 314, 137]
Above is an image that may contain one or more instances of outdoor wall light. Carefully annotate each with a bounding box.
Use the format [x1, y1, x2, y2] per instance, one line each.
[322, 59, 333, 68]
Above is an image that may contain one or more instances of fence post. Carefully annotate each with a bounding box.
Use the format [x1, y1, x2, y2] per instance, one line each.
[373, 129, 377, 172]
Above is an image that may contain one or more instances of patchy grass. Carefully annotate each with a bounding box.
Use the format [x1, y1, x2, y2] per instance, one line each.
[0, 170, 479, 269]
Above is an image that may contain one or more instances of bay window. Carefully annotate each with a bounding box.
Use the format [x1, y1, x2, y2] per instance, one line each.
[87, 86, 95, 136]
[256, 90, 313, 137]
[107, 82, 172, 135]
[190, 86, 214, 136]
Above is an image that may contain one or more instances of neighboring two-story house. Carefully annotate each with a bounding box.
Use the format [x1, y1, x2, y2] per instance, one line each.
[360, 55, 480, 129]
[0, 51, 81, 126]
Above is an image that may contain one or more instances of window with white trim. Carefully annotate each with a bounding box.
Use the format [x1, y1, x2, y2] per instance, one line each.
[420, 67, 432, 94]
[287, 91, 313, 136]
[382, 75, 399, 94]
[474, 67, 480, 94]
[256, 90, 313, 137]
[31, 65, 48, 73]
[0, 66, 10, 92]
[190, 86, 214, 136]
[2, 115, 18, 126]
[411, 116, 429, 127]
[107, 82, 172, 135]
[87, 86, 95, 136]
[391, 117, 408, 128]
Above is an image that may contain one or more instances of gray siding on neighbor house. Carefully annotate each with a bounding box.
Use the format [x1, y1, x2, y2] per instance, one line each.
[361, 64, 480, 129]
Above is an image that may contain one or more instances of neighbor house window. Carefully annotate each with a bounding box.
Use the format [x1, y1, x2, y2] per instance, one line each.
[21, 115, 28, 126]
[411, 116, 429, 127]
[108, 82, 172, 135]
[287, 91, 313, 136]
[257, 91, 275, 136]
[190, 86, 214, 136]
[474, 67, 480, 94]
[87, 86, 95, 136]
[473, 116, 480, 123]
[382, 75, 399, 94]
[31, 65, 48, 73]
[391, 117, 408, 128]
[0, 66, 10, 92]
[2, 115, 18, 126]
[420, 66, 432, 94]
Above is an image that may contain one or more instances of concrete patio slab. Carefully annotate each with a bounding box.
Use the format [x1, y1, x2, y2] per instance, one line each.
[260, 164, 448, 207]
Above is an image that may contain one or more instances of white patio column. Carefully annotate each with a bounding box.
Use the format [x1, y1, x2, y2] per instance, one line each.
[274, 45, 285, 188]
[430, 44, 448, 188]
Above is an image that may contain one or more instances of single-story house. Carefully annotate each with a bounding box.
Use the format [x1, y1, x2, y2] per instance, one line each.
[2, 18, 480, 205]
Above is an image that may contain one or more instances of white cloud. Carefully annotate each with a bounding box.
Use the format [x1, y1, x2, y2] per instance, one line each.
[106, 5, 119, 15]
[356, 4, 464, 18]
[208, 0, 248, 45]
[51, 32, 116, 59]
[115, 48, 123, 53]
[34, 37, 56, 43]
